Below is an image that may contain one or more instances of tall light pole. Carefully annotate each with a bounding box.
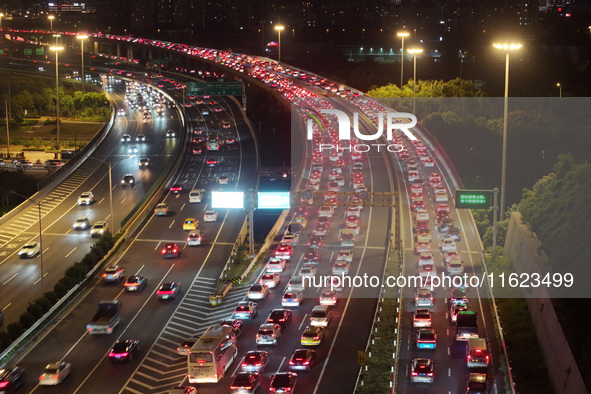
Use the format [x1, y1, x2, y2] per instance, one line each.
[408, 47, 423, 114]
[50, 42, 63, 158]
[556, 82, 562, 98]
[10, 191, 46, 297]
[493, 42, 522, 220]
[77, 34, 88, 92]
[274, 25, 285, 62]
[0, 13, 4, 31]
[48, 15, 55, 33]
[396, 31, 410, 89]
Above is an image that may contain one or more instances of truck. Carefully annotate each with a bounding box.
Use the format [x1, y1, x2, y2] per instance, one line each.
[456, 310, 478, 341]
[87, 300, 121, 334]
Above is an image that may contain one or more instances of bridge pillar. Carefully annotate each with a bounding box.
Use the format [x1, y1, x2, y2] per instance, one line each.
[116, 44, 121, 58]
[148, 47, 153, 60]
[127, 45, 133, 61]
[93, 41, 98, 54]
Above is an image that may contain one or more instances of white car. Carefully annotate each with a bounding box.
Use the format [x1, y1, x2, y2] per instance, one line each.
[18, 242, 41, 258]
[346, 206, 361, 217]
[77, 192, 94, 205]
[332, 261, 351, 275]
[415, 288, 434, 307]
[318, 205, 334, 218]
[440, 237, 457, 252]
[72, 217, 90, 230]
[248, 283, 269, 300]
[435, 190, 448, 202]
[281, 291, 303, 308]
[203, 209, 218, 222]
[90, 221, 108, 237]
[38, 361, 71, 386]
[187, 231, 202, 246]
[447, 258, 465, 276]
[266, 258, 286, 273]
[336, 249, 354, 263]
[259, 272, 281, 288]
[299, 264, 317, 277]
[319, 289, 338, 306]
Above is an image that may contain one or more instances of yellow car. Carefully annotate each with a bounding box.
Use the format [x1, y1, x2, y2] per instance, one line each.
[300, 325, 325, 346]
[183, 218, 198, 231]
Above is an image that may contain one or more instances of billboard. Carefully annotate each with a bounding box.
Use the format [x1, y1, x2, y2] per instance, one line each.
[211, 191, 244, 209]
[257, 192, 290, 209]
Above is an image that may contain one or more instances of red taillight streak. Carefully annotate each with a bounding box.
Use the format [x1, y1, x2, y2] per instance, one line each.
[0, 381, 8, 388]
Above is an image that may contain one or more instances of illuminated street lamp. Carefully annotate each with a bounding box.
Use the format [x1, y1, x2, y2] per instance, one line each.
[48, 15, 55, 33]
[396, 31, 410, 89]
[493, 41, 522, 220]
[556, 82, 562, 98]
[77, 34, 88, 92]
[0, 13, 4, 31]
[50, 41, 63, 156]
[274, 25, 285, 62]
[407, 47, 423, 114]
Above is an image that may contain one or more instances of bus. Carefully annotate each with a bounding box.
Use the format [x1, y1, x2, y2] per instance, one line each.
[187, 325, 237, 383]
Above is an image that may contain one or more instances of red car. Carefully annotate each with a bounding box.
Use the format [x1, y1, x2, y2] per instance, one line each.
[161, 243, 180, 258]
[412, 200, 426, 211]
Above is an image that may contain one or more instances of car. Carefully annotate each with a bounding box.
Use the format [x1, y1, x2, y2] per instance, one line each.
[202, 109, 210, 115]
[437, 218, 454, 233]
[161, 243, 180, 258]
[17, 242, 40, 258]
[332, 261, 351, 276]
[187, 231, 202, 246]
[299, 264, 317, 277]
[139, 157, 150, 168]
[183, 218, 198, 230]
[218, 175, 229, 184]
[319, 289, 339, 306]
[124, 275, 147, 292]
[415, 288, 434, 307]
[230, 371, 261, 393]
[102, 265, 125, 282]
[337, 249, 354, 263]
[118, 108, 126, 116]
[435, 190, 448, 202]
[318, 205, 334, 217]
[339, 229, 356, 247]
[136, 134, 146, 142]
[409, 358, 434, 383]
[108, 339, 140, 362]
[416, 228, 431, 243]
[90, 221, 109, 237]
[0, 366, 24, 392]
[467, 372, 489, 394]
[300, 325, 325, 346]
[256, 323, 281, 346]
[447, 227, 462, 242]
[121, 174, 135, 186]
[241, 351, 269, 372]
[170, 184, 184, 194]
[165, 130, 176, 137]
[450, 303, 469, 323]
[248, 283, 269, 300]
[157, 282, 181, 300]
[289, 349, 316, 371]
[450, 287, 469, 305]
[417, 252, 434, 267]
[73, 216, 90, 230]
[310, 305, 332, 327]
[424, 158, 435, 167]
[38, 361, 71, 386]
[416, 329, 437, 349]
[154, 203, 169, 216]
[415, 241, 431, 254]
[266, 257, 286, 273]
[413, 309, 433, 328]
[128, 145, 138, 155]
[440, 237, 457, 252]
[206, 158, 218, 167]
[168, 387, 197, 394]
[448, 258, 465, 276]
[302, 249, 321, 265]
[408, 170, 420, 182]
[308, 236, 324, 249]
[266, 309, 292, 329]
[282, 291, 303, 308]
[121, 134, 131, 142]
[270, 372, 297, 393]
[203, 209, 218, 222]
[77, 191, 94, 205]
[259, 272, 281, 288]
[233, 301, 258, 319]
[218, 319, 244, 337]
[347, 205, 362, 217]
[282, 233, 299, 245]
[412, 200, 426, 211]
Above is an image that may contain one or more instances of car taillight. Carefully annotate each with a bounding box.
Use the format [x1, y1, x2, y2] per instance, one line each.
[173, 249, 177, 253]
[162, 250, 166, 254]
[279, 318, 285, 321]
[289, 360, 294, 365]
[102, 273, 107, 277]
[427, 372, 434, 376]
[38, 375, 44, 380]
[303, 361, 310, 365]
[411, 372, 418, 376]
[0, 381, 7, 388]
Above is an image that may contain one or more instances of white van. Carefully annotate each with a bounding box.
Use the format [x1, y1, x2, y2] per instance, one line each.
[189, 189, 205, 203]
[309, 305, 332, 327]
[467, 338, 489, 368]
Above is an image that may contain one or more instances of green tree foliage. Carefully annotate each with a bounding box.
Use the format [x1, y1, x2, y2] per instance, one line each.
[520, 154, 591, 274]
[367, 78, 486, 97]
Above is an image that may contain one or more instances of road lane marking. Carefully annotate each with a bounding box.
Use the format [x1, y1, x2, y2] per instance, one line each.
[180, 203, 185, 211]
[98, 197, 105, 204]
[65, 247, 77, 258]
[275, 357, 286, 374]
[121, 196, 128, 205]
[169, 220, 175, 229]
[33, 272, 48, 285]
[231, 356, 243, 377]
[2, 273, 18, 285]
[1, 303, 10, 311]
[298, 314, 308, 330]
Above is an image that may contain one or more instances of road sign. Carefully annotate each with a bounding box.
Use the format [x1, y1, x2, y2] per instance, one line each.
[23, 48, 32, 55]
[186, 81, 243, 96]
[36, 47, 44, 55]
[455, 189, 492, 209]
[357, 350, 367, 366]
[257, 192, 290, 209]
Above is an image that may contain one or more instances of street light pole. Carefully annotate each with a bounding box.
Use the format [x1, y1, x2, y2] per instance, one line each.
[408, 48, 423, 114]
[556, 82, 562, 98]
[275, 25, 284, 63]
[77, 35, 88, 92]
[396, 31, 409, 89]
[109, 161, 114, 232]
[0, 13, 4, 31]
[48, 15, 54, 34]
[50, 41, 63, 157]
[493, 42, 522, 220]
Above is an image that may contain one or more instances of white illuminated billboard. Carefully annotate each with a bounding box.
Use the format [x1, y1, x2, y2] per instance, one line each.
[211, 192, 244, 209]
[258, 192, 290, 209]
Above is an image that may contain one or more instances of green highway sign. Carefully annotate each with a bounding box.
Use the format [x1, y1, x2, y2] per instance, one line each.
[186, 81, 243, 96]
[23, 48, 32, 55]
[36, 47, 45, 55]
[455, 189, 493, 209]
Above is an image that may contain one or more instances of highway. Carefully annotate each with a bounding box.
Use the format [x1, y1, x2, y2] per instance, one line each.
[0, 72, 183, 328]
[11, 71, 258, 393]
